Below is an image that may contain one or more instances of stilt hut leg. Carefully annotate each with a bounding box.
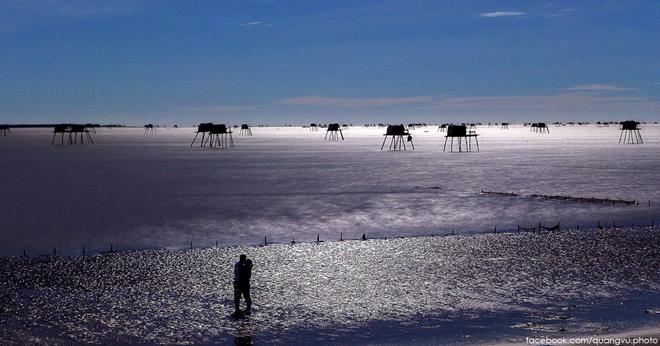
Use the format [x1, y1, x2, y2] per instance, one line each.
[340, 131, 344, 140]
[443, 137, 448, 151]
[475, 136, 479, 151]
[191, 132, 199, 147]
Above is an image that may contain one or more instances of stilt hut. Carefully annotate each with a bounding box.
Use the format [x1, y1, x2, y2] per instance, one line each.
[310, 123, 318, 132]
[239, 124, 252, 136]
[325, 123, 344, 141]
[443, 125, 478, 152]
[437, 124, 447, 132]
[0, 125, 9, 136]
[144, 124, 156, 135]
[530, 123, 549, 133]
[381, 125, 414, 151]
[208, 124, 235, 148]
[52, 124, 94, 145]
[69, 125, 94, 144]
[619, 120, 643, 144]
[52, 124, 69, 145]
[501, 123, 509, 129]
[191, 122, 213, 147]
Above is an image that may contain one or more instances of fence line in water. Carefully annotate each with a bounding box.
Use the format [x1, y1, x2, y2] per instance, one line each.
[480, 190, 643, 206]
[14, 219, 659, 258]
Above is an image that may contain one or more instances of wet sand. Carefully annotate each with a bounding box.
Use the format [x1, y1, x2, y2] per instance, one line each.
[1, 227, 659, 345]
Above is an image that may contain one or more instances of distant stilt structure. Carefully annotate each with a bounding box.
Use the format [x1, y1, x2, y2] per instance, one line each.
[0, 125, 9, 136]
[501, 122, 509, 129]
[239, 124, 252, 136]
[324, 123, 344, 141]
[52, 124, 69, 145]
[191, 122, 213, 147]
[69, 125, 94, 144]
[144, 124, 156, 135]
[381, 125, 414, 151]
[208, 124, 235, 148]
[443, 124, 479, 152]
[530, 123, 549, 133]
[437, 124, 447, 132]
[619, 120, 643, 144]
[310, 123, 318, 132]
[52, 124, 94, 145]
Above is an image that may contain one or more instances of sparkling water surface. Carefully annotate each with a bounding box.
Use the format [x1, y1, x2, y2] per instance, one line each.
[1, 125, 660, 256]
[0, 228, 659, 344]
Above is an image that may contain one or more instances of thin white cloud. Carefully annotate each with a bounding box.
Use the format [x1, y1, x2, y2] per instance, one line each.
[428, 93, 658, 113]
[567, 84, 637, 92]
[176, 105, 259, 113]
[239, 21, 265, 27]
[277, 96, 432, 108]
[479, 11, 526, 18]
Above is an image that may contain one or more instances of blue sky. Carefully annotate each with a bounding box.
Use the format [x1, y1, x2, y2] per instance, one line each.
[0, 0, 658, 124]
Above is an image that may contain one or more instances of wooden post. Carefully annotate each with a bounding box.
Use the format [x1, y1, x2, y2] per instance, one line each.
[451, 230, 454, 235]
[110, 244, 113, 252]
[215, 241, 218, 247]
[53, 247, 56, 256]
[340, 232, 343, 241]
[23, 249, 26, 257]
[82, 247, 85, 257]
[316, 234, 320, 243]
[577, 224, 580, 230]
[190, 242, 193, 250]
[494, 226, 497, 234]
[264, 236, 267, 246]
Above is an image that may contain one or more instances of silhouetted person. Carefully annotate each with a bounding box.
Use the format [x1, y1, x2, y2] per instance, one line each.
[234, 254, 252, 315]
[240, 259, 253, 314]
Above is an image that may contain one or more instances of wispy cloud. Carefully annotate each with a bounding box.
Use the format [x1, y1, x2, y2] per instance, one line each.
[428, 93, 658, 113]
[239, 21, 265, 27]
[567, 84, 637, 92]
[479, 11, 526, 18]
[176, 105, 259, 113]
[277, 96, 432, 108]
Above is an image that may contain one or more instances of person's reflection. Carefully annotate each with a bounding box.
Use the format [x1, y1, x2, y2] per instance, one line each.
[233, 319, 254, 345]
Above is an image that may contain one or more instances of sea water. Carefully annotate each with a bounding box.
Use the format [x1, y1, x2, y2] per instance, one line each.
[1, 125, 659, 256]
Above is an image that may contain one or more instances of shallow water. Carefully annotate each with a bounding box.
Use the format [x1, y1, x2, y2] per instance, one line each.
[1, 125, 660, 256]
[1, 228, 659, 344]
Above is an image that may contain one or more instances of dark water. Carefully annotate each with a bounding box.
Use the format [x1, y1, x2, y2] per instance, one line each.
[1, 228, 659, 345]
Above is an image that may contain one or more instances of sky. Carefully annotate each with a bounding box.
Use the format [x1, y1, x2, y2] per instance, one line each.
[0, 0, 658, 125]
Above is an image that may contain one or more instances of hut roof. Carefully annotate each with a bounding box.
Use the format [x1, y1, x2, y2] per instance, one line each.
[621, 120, 640, 130]
[385, 125, 408, 136]
[446, 125, 467, 137]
